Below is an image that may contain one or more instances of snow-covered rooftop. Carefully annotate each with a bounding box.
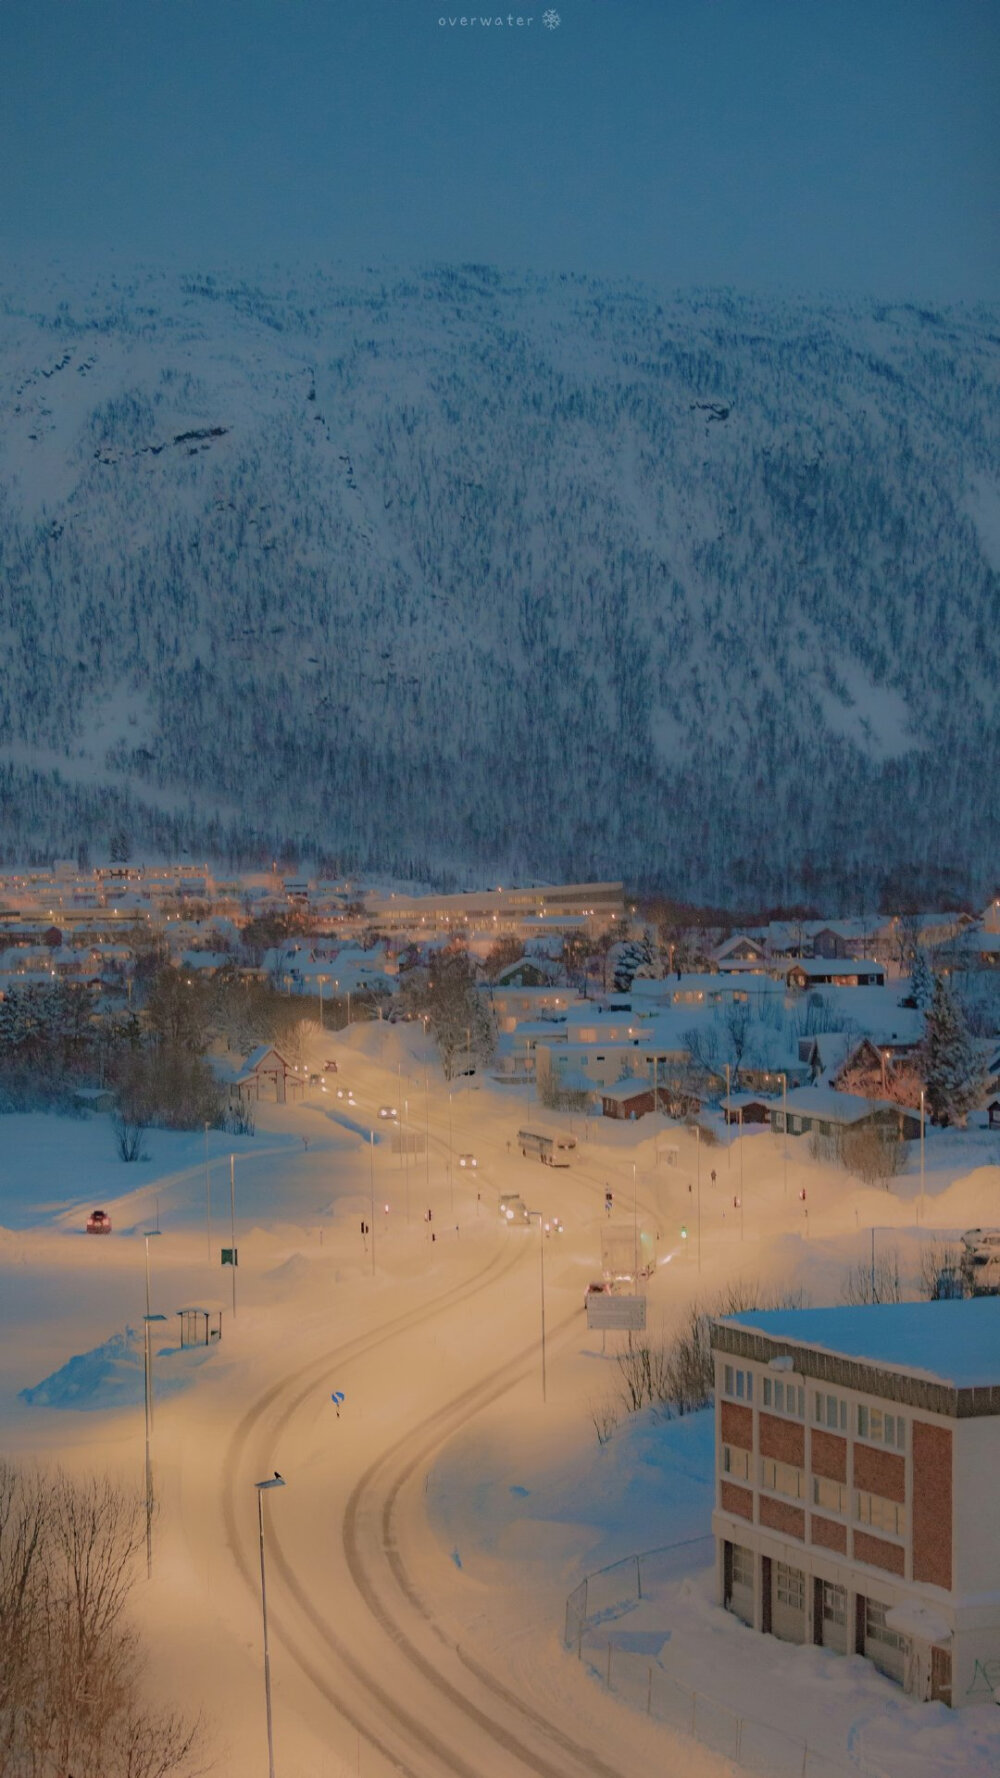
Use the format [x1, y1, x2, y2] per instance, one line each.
[722, 1300, 1000, 1389]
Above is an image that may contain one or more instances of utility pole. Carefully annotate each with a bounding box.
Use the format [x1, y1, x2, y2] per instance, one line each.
[919, 1087, 926, 1226]
[229, 1153, 237, 1317]
[204, 1123, 212, 1263]
[369, 1129, 376, 1276]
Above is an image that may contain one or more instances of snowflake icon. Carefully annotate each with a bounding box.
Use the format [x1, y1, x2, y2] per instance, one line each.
[542, 9, 561, 28]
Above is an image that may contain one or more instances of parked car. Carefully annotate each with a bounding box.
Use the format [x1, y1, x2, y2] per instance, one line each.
[378, 1105, 398, 1120]
[86, 1209, 112, 1235]
[458, 1153, 477, 1168]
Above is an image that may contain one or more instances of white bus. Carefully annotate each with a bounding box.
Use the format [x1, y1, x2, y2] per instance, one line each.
[517, 1129, 577, 1167]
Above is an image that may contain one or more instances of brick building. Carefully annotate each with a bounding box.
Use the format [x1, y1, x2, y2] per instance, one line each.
[711, 1301, 1000, 1709]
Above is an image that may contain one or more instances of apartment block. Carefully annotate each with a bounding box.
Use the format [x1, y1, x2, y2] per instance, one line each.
[711, 1301, 1000, 1709]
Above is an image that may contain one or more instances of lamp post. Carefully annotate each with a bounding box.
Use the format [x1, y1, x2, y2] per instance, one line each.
[724, 1063, 731, 1171]
[142, 1227, 160, 1333]
[403, 1096, 410, 1224]
[448, 1090, 454, 1217]
[204, 1123, 212, 1263]
[369, 1129, 376, 1276]
[919, 1087, 926, 1226]
[526, 1211, 548, 1403]
[143, 1310, 167, 1578]
[632, 1160, 638, 1283]
[254, 1476, 286, 1778]
[140, 1229, 163, 1579]
[771, 1072, 788, 1197]
[696, 1148, 702, 1275]
[224, 1154, 238, 1317]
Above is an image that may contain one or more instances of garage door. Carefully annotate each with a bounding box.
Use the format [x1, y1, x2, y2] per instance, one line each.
[818, 1581, 848, 1655]
[864, 1597, 907, 1685]
[772, 1562, 806, 1645]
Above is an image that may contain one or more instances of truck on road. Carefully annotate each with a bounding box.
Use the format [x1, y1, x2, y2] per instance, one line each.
[517, 1129, 577, 1166]
[601, 1222, 656, 1285]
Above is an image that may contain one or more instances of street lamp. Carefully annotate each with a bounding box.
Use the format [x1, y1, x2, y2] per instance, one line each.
[254, 1475, 286, 1778]
[919, 1087, 926, 1225]
[143, 1311, 167, 1578]
[142, 1228, 161, 1328]
[204, 1122, 212, 1263]
[526, 1210, 548, 1403]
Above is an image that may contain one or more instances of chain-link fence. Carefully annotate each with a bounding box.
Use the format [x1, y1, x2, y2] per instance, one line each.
[564, 1536, 714, 1652]
[565, 1537, 872, 1778]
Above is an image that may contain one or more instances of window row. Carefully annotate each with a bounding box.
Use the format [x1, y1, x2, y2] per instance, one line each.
[723, 1365, 754, 1401]
[723, 1455, 906, 1538]
[857, 1405, 906, 1449]
[725, 1374, 907, 1450]
[762, 1377, 805, 1419]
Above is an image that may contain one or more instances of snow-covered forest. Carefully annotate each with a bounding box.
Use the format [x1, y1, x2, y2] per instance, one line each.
[0, 262, 997, 907]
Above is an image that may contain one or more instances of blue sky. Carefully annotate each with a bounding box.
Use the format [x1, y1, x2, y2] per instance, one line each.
[1, 0, 996, 299]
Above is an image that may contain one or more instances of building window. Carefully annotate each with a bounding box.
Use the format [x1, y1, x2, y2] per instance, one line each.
[865, 1597, 906, 1653]
[763, 1378, 804, 1419]
[856, 1491, 905, 1538]
[723, 1444, 751, 1481]
[761, 1458, 804, 1500]
[775, 1563, 805, 1611]
[724, 1366, 754, 1402]
[857, 1406, 906, 1449]
[813, 1475, 847, 1514]
[732, 1544, 754, 1590]
[815, 1391, 847, 1432]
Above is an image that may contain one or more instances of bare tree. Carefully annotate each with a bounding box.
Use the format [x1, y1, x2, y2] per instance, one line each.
[0, 1464, 203, 1778]
[841, 1249, 902, 1305]
[112, 1113, 147, 1163]
[917, 1241, 964, 1300]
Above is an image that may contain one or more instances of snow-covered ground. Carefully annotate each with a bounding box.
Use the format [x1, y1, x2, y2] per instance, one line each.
[3, 1019, 1000, 1777]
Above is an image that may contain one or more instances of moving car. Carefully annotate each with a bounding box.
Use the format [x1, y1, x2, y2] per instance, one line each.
[324, 1059, 338, 1073]
[86, 1209, 112, 1235]
[378, 1105, 398, 1120]
[458, 1153, 477, 1168]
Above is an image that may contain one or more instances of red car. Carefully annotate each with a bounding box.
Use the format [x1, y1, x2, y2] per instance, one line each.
[86, 1209, 112, 1235]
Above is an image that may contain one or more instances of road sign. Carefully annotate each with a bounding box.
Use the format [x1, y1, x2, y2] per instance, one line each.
[221, 1247, 238, 1267]
[587, 1293, 647, 1332]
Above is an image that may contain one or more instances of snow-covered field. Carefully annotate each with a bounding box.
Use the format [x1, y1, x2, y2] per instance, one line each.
[3, 1019, 1000, 1777]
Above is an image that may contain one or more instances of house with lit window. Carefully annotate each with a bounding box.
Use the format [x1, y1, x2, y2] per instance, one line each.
[711, 1301, 1000, 1709]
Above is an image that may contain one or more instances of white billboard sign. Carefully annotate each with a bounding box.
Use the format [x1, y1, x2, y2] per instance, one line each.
[587, 1293, 647, 1332]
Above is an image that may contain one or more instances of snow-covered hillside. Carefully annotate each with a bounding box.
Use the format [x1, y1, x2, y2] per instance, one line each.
[1, 262, 997, 905]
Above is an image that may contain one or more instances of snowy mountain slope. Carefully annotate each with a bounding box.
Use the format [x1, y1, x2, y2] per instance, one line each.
[0, 263, 997, 905]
